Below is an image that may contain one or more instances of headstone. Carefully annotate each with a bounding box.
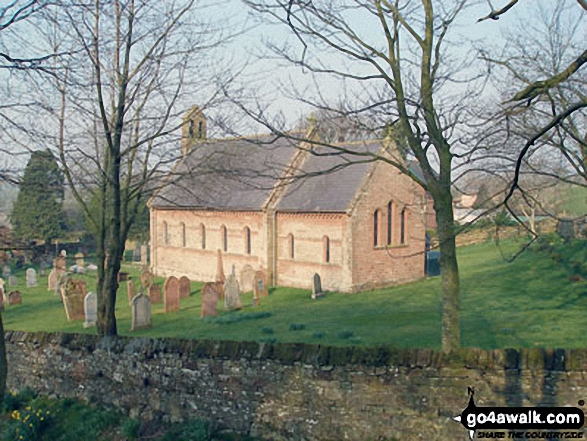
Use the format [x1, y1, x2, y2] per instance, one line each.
[312, 273, 324, 299]
[200, 282, 219, 318]
[215, 249, 226, 285]
[163, 276, 180, 313]
[62, 278, 86, 321]
[7, 291, 21, 306]
[253, 270, 268, 298]
[224, 274, 242, 311]
[149, 284, 162, 304]
[140, 245, 148, 265]
[178, 276, 190, 299]
[26, 268, 37, 287]
[2, 265, 10, 278]
[75, 252, 85, 268]
[131, 294, 151, 331]
[54, 255, 66, 271]
[56, 273, 68, 297]
[86, 263, 98, 271]
[48, 269, 58, 291]
[8, 275, 16, 287]
[127, 280, 136, 305]
[141, 271, 154, 291]
[83, 292, 97, 328]
[240, 265, 255, 293]
[39, 261, 48, 277]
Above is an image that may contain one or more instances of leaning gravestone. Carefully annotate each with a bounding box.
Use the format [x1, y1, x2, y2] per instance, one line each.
[131, 294, 151, 331]
[127, 280, 136, 305]
[253, 270, 268, 299]
[149, 284, 162, 304]
[224, 274, 242, 311]
[83, 292, 97, 328]
[62, 279, 86, 321]
[178, 276, 190, 299]
[240, 265, 255, 293]
[163, 276, 180, 313]
[8, 291, 21, 306]
[26, 268, 37, 287]
[201, 282, 219, 318]
[311, 273, 324, 299]
[8, 275, 16, 287]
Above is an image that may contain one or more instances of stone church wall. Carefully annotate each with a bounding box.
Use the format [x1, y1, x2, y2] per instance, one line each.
[6, 331, 587, 440]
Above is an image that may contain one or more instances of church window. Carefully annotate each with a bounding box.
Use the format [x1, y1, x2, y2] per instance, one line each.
[387, 201, 393, 246]
[197, 121, 203, 139]
[245, 227, 251, 254]
[201, 224, 206, 249]
[222, 225, 228, 252]
[373, 210, 379, 247]
[401, 209, 407, 244]
[323, 236, 330, 263]
[163, 221, 168, 246]
[288, 233, 294, 259]
[180, 222, 186, 247]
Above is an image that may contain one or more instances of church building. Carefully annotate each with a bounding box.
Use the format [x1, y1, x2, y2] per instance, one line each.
[148, 107, 429, 293]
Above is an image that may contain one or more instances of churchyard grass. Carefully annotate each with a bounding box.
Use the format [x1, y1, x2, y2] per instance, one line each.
[3, 237, 586, 349]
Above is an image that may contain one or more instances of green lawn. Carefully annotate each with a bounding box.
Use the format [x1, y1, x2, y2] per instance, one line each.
[3, 238, 586, 349]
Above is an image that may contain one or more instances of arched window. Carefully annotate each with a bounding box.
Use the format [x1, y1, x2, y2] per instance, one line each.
[180, 222, 186, 247]
[222, 225, 228, 252]
[244, 227, 251, 255]
[373, 210, 379, 247]
[387, 201, 393, 246]
[400, 208, 407, 244]
[163, 221, 168, 245]
[323, 236, 330, 263]
[288, 233, 295, 259]
[197, 121, 203, 139]
[201, 224, 206, 249]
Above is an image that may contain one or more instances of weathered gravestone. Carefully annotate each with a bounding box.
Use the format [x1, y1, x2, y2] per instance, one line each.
[149, 284, 162, 304]
[215, 249, 226, 285]
[224, 274, 242, 311]
[178, 276, 190, 299]
[240, 265, 255, 293]
[54, 254, 67, 271]
[26, 268, 37, 287]
[200, 282, 220, 318]
[75, 252, 85, 268]
[83, 292, 97, 328]
[253, 270, 268, 299]
[8, 275, 16, 287]
[7, 291, 21, 306]
[163, 276, 180, 313]
[140, 270, 153, 291]
[56, 273, 69, 297]
[127, 280, 136, 305]
[311, 273, 324, 299]
[131, 294, 151, 331]
[62, 279, 86, 321]
[47, 269, 58, 292]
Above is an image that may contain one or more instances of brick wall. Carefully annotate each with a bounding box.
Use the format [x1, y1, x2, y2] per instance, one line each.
[350, 162, 427, 291]
[6, 331, 587, 440]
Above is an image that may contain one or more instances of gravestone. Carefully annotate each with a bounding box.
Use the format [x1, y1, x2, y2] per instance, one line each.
[149, 284, 162, 304]
[131, 294, 151, 331]
[8, 275, 16, 287]
[86, 263, 98, 271]
[75, 252, 85, 268]
[26, 268, 37, 287]
[62, 279, 86, 321]
[311, 273, 324, 299]
[253, 270, 268, 298]
[56, 273, 69, 297]
[83, 292, 97, 328]
[140, 245, 148, 265]
[39, 261, 48, 277]
[54, 254, 66, 271]
[127, 280, 136, 305]
[224, 274, 242, 311]
[141, 271, 154, 291]
[2, 265, 10, 278]
[179, 276, 190, 299]
[7, 291, 21, 306]
[240, 265, 255, 293]
[163, 276, 180, 313]
[215, 249, 226, 285]
[48, 269, 59, 291]
[200, 282, 220, 317]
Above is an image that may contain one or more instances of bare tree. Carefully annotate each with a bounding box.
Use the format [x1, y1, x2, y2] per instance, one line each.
[232, 0, 493, 350]
[23, 0, 233, 335]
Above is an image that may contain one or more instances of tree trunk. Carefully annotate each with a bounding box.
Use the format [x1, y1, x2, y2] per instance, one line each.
[434, 192, 461, 351]
[0, 313, 7, 406]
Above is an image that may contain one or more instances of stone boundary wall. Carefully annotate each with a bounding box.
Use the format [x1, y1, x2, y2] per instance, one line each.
[6, 331, 587, 440]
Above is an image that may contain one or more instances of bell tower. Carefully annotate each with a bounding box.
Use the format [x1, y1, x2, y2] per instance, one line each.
[181, 106, 207, 155]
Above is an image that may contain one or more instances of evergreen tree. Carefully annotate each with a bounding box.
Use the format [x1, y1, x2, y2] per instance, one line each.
[11, 149, 65, 243]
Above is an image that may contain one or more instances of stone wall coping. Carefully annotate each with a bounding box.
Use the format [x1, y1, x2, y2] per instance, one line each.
[5, 331, 582, 371]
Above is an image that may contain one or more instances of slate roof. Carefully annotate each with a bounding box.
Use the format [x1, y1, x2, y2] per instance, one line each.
[150, 135, 299, 210]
